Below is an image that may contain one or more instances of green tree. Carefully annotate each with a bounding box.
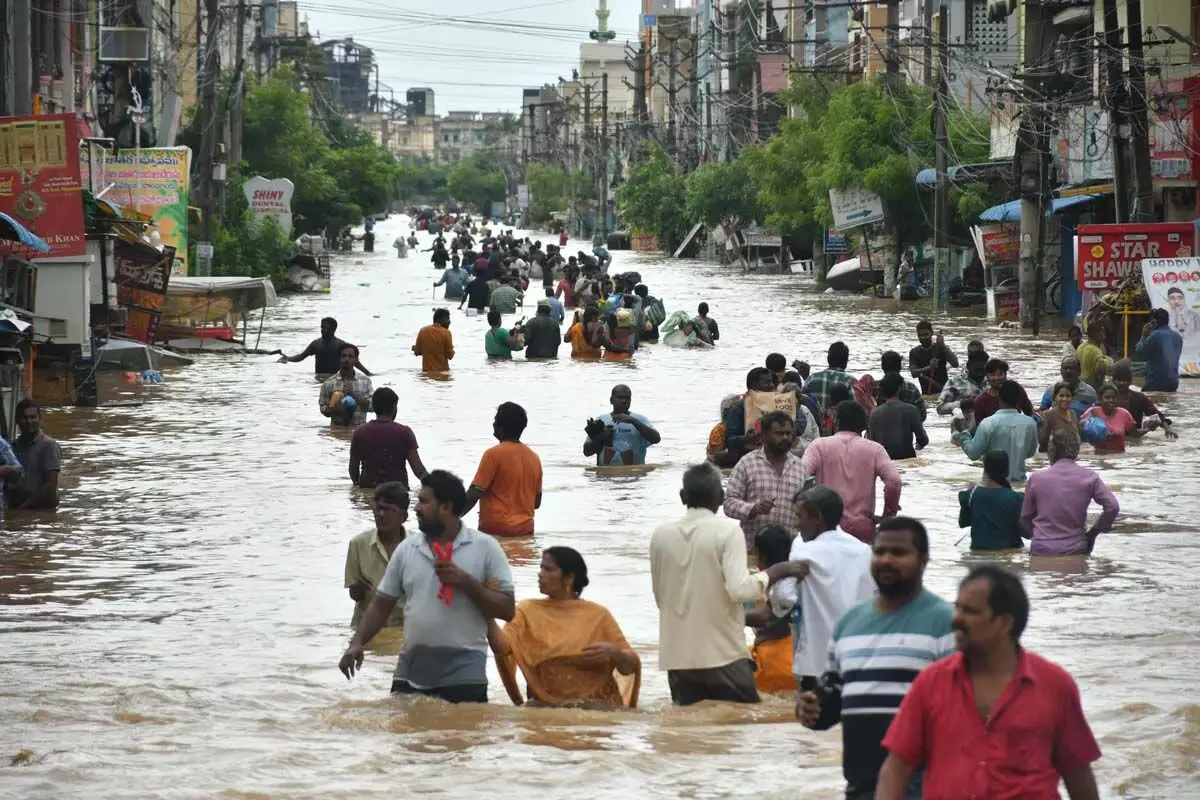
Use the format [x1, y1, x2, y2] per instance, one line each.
[744, 75, 994, 253]
[211, 212, 293, 286]
[613, 143, 687, 250]
[396, 158, 450, 204]
[447, 151, 506, 213]
[524, 163, 588, 224]
[684, 159, 762, 226]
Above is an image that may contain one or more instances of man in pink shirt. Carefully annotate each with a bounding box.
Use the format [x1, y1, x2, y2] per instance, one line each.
[801, 399, 901, 542]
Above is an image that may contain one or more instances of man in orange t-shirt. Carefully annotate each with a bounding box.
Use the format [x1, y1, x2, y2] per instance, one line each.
[412, 308, 455, 372]
[464, 402, 542, 537]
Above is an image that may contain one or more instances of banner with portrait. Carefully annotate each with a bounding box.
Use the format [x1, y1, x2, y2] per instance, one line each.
[1141, 257, 1200, 376]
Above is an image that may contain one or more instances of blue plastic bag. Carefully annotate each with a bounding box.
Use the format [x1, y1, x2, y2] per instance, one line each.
[1081, 414, 1109, 445]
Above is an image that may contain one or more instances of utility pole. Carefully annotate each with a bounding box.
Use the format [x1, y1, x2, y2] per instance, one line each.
[886, 0, 900, 95]
[667, 37, 678, 162]
[932, 3, 949, 311]
[600, 72, 609, 238]
[705, 83, 712, 164]
[11, 0, 31, 113]
[0, 0, 11, 114]
[197, 0, 222, 276]
[1017, 3, 1053, 330]
[229, 0, 248, 172]
[1125, 0, 1154, 222]
[584, 83, 593, 233]
[922, 0, 933, 86]
[1102, 0, 1132, 223]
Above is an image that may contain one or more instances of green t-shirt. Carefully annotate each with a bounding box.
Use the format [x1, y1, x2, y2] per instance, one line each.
[485, 327, 513, 359]
[958, 485, 1025, 550]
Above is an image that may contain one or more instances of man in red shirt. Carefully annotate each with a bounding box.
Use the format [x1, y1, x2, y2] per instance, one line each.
[349, 388, 428, 489]
[972, 358, 1034, 426]
[877, 565, 1101, 800]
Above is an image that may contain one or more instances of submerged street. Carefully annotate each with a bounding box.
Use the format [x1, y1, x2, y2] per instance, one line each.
[2, 217, 1199, 798]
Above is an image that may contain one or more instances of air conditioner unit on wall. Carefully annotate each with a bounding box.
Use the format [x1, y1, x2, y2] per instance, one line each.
[99, 27, 150, 62]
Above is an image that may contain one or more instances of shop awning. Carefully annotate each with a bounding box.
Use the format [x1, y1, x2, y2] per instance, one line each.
[0, 213, 51, 253]
[915, 162, 1011, 186]
[168, 276, 278, 312]
[978, 192, 1110, 222]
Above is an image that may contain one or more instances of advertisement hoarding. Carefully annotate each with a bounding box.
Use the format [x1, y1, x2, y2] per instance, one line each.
[1074, 222, 1193, 290]
[89, 147, 191, 276]
[1142, 257, 1200, 376]
[0, 113, 86, 259]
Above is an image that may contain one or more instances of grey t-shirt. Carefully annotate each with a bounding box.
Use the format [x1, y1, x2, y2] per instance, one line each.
[868, 401, 929, 461]
[376, 526, 513, 689]
[12, 433, 60, 494]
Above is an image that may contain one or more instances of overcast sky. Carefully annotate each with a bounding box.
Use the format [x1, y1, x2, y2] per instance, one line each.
[299, 0, 646, 114]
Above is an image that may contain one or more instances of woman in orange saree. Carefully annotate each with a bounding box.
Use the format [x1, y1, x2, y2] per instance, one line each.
[489, 547, 640, 708]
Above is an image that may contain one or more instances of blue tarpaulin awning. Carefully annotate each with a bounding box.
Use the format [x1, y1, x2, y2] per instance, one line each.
[978, 193, 1110, 223]
[0, 212, 51, 253]
[915, 161, 1012, 186]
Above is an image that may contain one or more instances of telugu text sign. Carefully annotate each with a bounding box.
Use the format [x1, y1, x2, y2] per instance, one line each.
[829, 187, 885, 230]
[1075, 223, 1193, 290]
[0, 113, 86, 259]
[89, 147, 191, 276]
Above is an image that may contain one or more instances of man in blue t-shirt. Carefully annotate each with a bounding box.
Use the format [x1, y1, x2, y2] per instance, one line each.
[583, 384, 661, 466]
[1136, 307, 1183, 392]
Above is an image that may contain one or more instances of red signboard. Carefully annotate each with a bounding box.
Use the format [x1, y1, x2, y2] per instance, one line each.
[1075, 223, 1194, 290]
[0, 113, 86, 259]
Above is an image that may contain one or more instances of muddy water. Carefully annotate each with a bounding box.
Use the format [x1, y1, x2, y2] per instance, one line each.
[2, 218, 1198, 799]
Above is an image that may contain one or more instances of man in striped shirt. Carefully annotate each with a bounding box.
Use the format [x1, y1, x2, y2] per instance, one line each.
[796, 516, 954, 800]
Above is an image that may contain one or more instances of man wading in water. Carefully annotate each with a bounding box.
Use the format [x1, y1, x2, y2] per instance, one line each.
[339, 470, 515, 703]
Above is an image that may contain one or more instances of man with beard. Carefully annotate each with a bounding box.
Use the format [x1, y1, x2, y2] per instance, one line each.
[723, 411, 806, 547]
[795, 517, 955, 800]
[878, 566, 1101, 800]
[1038, 355, 1098, 418]
[909, 320, 959, 395]
[338, 470, 515, 703]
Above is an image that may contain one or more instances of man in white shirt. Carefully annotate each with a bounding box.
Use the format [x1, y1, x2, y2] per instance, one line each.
[771, 485, 875, 691]
[651, 463, 795, 705]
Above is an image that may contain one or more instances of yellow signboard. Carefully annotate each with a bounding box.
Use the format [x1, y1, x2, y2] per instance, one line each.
[86, 147, 191, 275]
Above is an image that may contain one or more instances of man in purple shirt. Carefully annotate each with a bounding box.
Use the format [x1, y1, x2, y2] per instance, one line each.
[1020, 427, 1119, 555]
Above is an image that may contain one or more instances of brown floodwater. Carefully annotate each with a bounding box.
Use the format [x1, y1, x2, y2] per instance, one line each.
[2, 218, 1198, 799]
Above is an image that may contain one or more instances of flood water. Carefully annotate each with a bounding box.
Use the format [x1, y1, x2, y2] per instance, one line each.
[2, 216, 1198, 799]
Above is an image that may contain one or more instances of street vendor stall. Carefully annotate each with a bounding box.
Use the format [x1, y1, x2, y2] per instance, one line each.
[159, 276, 277, 352]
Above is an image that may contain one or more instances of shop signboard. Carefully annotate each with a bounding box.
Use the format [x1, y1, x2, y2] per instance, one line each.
[1074, 222, 1193, 290]
[89, 147, 191, 275]
[971, 223, 1020, 269]
[0, 113, 86, 259]
[243, 176, 294, 234]
[825, 227, 850, 254]
[829, 187, 885, 230]
[114, 242, 174, 343]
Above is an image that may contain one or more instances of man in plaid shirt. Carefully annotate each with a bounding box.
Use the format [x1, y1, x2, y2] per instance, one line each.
[935, 350, 989, 417]
[804, 341, 857, 412]
[877, 351, 927, 421]
[319, 344, 374, 426]
[723, 411, 807, 546]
